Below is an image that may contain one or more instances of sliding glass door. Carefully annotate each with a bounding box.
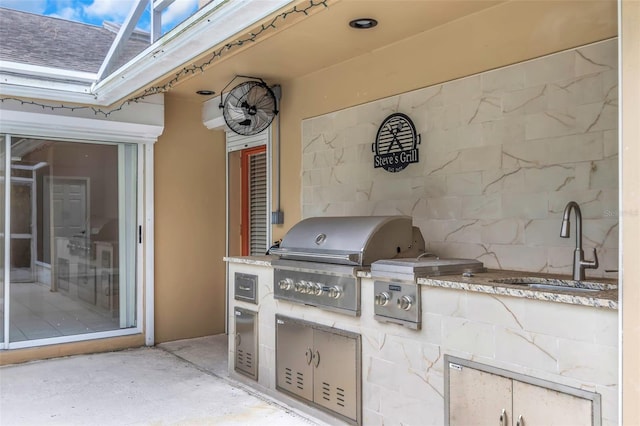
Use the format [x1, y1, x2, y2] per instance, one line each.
[1, 135, 5, 344]
[1, 134, 139, 347]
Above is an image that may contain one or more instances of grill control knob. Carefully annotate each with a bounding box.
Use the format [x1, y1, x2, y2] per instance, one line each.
[328, 286, 342, 299]
[312, 283, 324, 296]
[295, 280, 307, 293]
[303, 281, 313, 294]
[398, 295, 414, 311]
[375, 291, 391, 306]
[278, 278, 294, 291]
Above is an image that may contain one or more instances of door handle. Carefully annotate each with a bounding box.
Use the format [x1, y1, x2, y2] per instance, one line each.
[499, 409, 507, 426]
[313, 350, 320, 368]
[516, 415, 524, 426]
[235, 333, 241, 347]
[305, 348, 313, 365]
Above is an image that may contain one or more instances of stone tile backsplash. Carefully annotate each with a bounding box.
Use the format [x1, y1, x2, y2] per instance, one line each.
[301, 39, 618, 277]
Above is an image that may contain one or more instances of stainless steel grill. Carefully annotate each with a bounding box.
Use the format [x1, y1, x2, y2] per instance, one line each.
[272, 215, 425, 316]
[270, 215, 423, 266]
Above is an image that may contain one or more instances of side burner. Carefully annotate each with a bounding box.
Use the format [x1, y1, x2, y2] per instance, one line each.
[371, 257, 486, 281]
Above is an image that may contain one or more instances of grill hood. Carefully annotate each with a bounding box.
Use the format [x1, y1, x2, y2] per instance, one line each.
[270, 215, 424, 266]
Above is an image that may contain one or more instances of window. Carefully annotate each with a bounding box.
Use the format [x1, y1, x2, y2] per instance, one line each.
[1, 135, 138, 347]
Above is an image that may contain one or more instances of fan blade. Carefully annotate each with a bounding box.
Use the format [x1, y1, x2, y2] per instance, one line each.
[249, 89, 276, 112]
[247, 86, 267, 104]
[253, 109, 272, 128]
[226, 104, 248, 121]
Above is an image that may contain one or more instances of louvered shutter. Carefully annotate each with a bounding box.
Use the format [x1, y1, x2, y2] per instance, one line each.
[248, 151, 267, 255]
[226, 130, 271, 256]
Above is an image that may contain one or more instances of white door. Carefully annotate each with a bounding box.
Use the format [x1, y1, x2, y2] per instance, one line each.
[43, 177, 90, 262]
[53, 180, 88, 238]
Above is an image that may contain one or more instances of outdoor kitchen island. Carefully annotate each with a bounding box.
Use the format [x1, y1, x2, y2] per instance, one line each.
[225, 254, 618, 426]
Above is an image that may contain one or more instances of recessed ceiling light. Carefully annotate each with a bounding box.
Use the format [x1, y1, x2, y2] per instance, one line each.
[349, 18, 378, 29]
[196, 90, 215, 96]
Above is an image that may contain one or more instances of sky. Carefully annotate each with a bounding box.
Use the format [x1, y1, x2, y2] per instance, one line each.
[0, 0, 199, 33]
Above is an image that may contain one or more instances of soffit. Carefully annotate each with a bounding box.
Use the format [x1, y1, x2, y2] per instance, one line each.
[165, 0, 505, 100]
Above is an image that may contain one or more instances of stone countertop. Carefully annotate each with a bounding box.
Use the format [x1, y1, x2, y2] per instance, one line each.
[413, 270, 618, 310]
[224, 255, 275, 266]
[225, 256, 618, 310]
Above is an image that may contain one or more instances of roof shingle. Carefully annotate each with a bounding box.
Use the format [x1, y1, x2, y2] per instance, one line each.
[0, 7, 149, 73]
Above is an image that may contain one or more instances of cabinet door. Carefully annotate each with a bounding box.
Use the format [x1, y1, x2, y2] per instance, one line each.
[448, 364, 513, 426]
[513, 380, 593, 426]
[234, 308, 257, 379]
[276, 317, 314, 401]
[313, 329, 359, 422]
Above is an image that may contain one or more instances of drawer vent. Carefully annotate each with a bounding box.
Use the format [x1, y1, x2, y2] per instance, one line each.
[284, 368, 306, 390]
[237, 349, 253, 370]
[321, 382, 347, 407]
[337, 387, 346, 407]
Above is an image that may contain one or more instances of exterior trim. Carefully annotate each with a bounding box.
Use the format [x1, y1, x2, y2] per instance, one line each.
[92, 0, 294, 105]
[3, 134, 10, 349]
[144, 144, 155, 346]
[0, 95, 164, 144]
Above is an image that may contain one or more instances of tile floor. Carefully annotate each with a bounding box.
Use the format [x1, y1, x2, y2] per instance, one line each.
[0, 335, 329, 425]
[2, 281, 119, 342]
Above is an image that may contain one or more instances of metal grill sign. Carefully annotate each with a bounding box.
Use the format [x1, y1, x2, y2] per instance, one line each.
[372, 113, 421, 173]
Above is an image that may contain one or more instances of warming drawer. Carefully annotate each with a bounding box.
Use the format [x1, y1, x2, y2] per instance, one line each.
[234, 272, 258, 304]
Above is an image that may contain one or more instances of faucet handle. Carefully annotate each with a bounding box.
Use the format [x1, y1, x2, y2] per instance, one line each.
[581, 248, 599, 270]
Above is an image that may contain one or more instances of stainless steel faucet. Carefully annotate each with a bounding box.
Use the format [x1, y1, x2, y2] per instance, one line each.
[560, 201, 598, 280]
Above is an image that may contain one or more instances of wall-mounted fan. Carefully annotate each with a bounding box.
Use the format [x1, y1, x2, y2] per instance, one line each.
[219, 77, 279, 136]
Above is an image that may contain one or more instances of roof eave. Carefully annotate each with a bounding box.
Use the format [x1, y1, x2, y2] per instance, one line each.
[0, 60, 98, 103]
[0, 0, 295, 107]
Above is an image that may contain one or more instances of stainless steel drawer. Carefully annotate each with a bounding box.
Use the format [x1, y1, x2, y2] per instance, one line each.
[234, 272, 258, 304]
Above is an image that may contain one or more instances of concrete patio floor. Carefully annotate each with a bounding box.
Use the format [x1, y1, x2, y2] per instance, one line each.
[0, 335, 328, 425]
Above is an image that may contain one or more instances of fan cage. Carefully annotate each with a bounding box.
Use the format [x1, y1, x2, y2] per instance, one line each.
[222, 80, 278, 136]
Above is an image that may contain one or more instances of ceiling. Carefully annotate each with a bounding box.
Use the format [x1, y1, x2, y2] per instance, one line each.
[166, 0, 504, 101]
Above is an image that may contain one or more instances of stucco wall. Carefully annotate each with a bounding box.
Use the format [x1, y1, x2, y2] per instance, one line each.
[154, 95, 227, 343]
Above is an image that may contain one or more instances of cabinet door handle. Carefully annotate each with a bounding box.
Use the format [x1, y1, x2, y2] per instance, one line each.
[314, 350, 321, 368]
[235, 333, 241, 347]
[499, 409, 507, 426]
[305, 348, 313, 365]
[516, 415, 524, 426]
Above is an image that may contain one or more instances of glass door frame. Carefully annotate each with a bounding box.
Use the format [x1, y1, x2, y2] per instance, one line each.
[7, 174, 35, 283]
[1, 133, 151, 350]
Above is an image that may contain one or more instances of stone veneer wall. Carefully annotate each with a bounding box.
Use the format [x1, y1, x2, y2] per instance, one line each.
[301, 39, 618, 277]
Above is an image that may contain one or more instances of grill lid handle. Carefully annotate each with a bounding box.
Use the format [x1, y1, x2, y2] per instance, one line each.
[268, 248, 362, 266]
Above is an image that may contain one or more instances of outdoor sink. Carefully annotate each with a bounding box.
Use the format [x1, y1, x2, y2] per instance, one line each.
[490, 277, 617, 293]
[525, 283, 598, 293]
